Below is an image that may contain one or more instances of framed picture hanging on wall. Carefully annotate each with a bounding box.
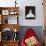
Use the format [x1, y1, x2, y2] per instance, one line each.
[25, 6, 36, 19]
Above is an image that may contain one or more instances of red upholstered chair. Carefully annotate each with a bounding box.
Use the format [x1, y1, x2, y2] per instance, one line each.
[21, 28, 41, 46]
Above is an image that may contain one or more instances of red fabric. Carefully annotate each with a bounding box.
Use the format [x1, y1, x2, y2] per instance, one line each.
[21, 28, 41, 46]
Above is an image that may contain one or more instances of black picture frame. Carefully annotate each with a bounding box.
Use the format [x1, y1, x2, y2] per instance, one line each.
[25, 6, 36, 19]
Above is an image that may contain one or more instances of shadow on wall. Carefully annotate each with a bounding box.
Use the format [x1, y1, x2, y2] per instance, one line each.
[18, 26, 43, 44]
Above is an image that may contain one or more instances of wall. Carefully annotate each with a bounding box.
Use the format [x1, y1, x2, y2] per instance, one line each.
[0, 0, 44, 26]
[0, 0, 44, 45]
[18, 26, 43, 44]
[18, 0, 44, 26]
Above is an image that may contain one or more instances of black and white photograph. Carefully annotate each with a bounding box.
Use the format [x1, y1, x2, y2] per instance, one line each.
[25, 6, 36, 19]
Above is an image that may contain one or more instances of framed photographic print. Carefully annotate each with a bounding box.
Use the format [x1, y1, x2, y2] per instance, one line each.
[9, 10, 18, 15]
[2, 10, 9, 15]
[25, 6, 36, 19]
[1, 28, 18, 41]
[9, 10, 15, 15]
[8, 16, 18, 24]
[2, 16, 18, 24]
[1, 28, 13, 41]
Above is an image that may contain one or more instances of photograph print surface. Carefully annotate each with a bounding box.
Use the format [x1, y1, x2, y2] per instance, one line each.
[25, 6, 36, 19]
